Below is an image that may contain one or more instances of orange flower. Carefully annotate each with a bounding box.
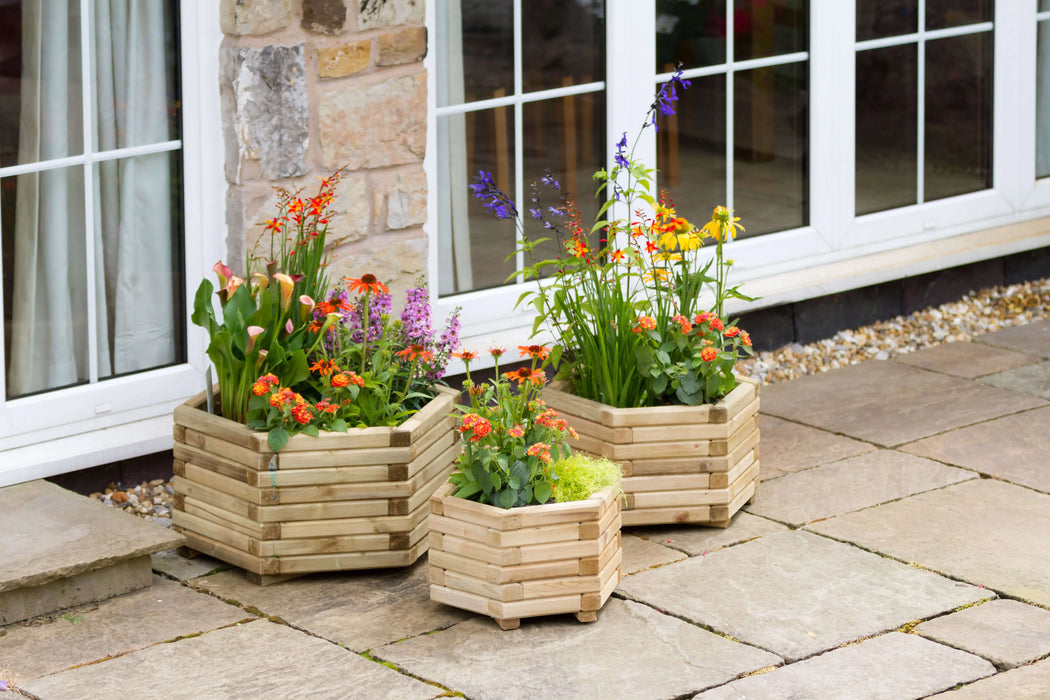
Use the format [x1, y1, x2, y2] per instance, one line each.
[251, 380, 271, 396]
[518, 344, 550, 360]
[724, 326, 740, 338]
[452, 349, 479, 363]
[709, 317, 724, 332]
[508, 425, 525, 438]
[609, 249, 626, 262]
[345, 274, 389, 296]
[488, 346, 506, 358]
[258, 373, 279, 386]
[348, 372, 365, 387]
[671, 315, 692, 334]
[701, 346, 718, 362]
[742, 332, 752, 348]
[633, 315, 656, 333]
[291, 403, 313, 425]
[310, 359, 339, 376]
[504, 367, 546, 386]
[526, 442, 552, 463]
[396, 344, 434, 363]
[693, 312, 712, 325]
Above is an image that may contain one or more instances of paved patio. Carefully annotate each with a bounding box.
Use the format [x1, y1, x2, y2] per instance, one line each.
[3, 320, 1050, 699]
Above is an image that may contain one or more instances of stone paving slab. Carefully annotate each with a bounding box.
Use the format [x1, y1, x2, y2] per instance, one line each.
[746, 450, 976, 526]
[620, 534, 687, 575]
[0, 480, 183, 592]
[914, 599, 1050, 670]
[758, 414, 876, 479]
[901, 406, 1050, 494]
[760, 360, 1045, 446]
[376, 598, 781, 700]
[975, 319, 1050, 358]
[694, 632, 995, 699]
[891, 341, 1038, 378]
[617, 530, 990, 661]
[0, 576, 251, 684]
[809, 479, 1050, 607]
[979, 360, 1050, 400]
[191, 558, 470, 651]
[930, 657, 1050, 699]
[627, 512, 786, 557]
[151, 549, 229, 581]
[17, 620, 443, 700]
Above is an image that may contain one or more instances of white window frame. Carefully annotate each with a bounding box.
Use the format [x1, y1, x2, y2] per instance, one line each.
[426, 0, 1050, 365]
[0, 0, 225, 486]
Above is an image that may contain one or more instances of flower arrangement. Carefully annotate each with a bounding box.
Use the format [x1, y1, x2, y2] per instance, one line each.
[470, 69, 755, 407]
[448, 345, 577, 508]
[191, 172, 460, 452]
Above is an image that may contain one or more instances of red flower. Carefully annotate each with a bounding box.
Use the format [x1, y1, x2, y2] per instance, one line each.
[518, 344, 550, 360]
[508, 425, 525, 438]
[331, 373, 350, 388]
[633, 315, 656, 333]
[709, 317, 724, 332]
[701, 346, 718, 362]
[291, 403, 313, 425]
[310, 359, 339, 376]
[396, 344, 434, 363]
[504, 367, 546, 386]
[344, 274, 389, 296]
[348, 372, 366, 387]
[452, 349, 479, 362]
[742, 332, 752, 348]
[526, 442, 552, 463]
[488, 346, 506, 358]
[724, 326, 740, 338]
[671, 315, 692, 334]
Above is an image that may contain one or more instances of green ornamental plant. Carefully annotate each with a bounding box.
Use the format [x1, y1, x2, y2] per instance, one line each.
[469, 68, 756, 408]
[550, 453, 622, 504]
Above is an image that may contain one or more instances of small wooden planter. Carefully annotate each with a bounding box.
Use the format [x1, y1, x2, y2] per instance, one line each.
[171, 386, 460, 584]
[542, 376, 760, 528]
[428, 483, 622, 630]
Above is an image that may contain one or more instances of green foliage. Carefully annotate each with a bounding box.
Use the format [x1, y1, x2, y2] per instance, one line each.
[550, 453, 622, 503]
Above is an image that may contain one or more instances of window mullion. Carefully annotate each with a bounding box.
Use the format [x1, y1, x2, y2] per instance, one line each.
[81, 0, 100, 384]
[513, 0, 524, 277]
[725, 8, 734, 211]
[995, 0, 1034, 207]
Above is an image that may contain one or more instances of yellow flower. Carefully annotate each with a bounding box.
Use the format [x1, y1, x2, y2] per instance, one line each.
[652, 251, 682, 263]
[700, 206, 745, 242]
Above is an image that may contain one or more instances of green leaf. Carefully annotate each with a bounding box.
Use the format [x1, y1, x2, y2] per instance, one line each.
[302, 424, 319, 437]
[534, 481, 552, 504]
[498, 489, 516, 509]
[268, 426, 290, 453]
[653, 373, 668, 395]
[331, 418, 348, 433]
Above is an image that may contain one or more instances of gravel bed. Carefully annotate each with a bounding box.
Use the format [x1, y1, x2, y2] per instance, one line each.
[91, 275, 1050, 523]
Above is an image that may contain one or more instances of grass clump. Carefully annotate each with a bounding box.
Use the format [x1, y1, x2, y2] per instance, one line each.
[551, 453, 622, 503]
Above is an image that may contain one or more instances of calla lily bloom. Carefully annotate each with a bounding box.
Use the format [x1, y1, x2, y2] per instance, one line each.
[251, 272, 270, 293]
[213, 261, 233, 288]
[226, 275, 244, 297]
[246, 326, 265, 353]
[273, 273, 294, 312]
[299, 295, 316, 322]
[255, 349, 268, 370]
[285, 319, 295, 336]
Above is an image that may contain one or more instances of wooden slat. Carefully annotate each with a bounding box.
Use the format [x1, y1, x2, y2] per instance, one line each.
[709, 448, 757, 489]
[182, 428, 270, 470]
[709, 379, 757, 423]
[173, 397, 260, 450]
[433, 533, 521, 566]
[263, 477, 416, 505]
[491, 521, 582, 549]
[730, 461, 760, 497]
[277, 506, 427, 538]
[602, 403, 715, 428]
[540, 382, 607, 423]
[630, 487, 731, 509]
[173, 476, 253, 520]
[176, 527, 271, 575]
[173, 509, 253, 553]
[391, 388, 458, 447]
[699, 426, 760, 473]
[273, 546, 421, 574]
[438, 495, 523, 531]
[621, 473, 711, 493]
[620, 505, 712, 527]
[429, 513, 493, 544]
[587, 549, 623, 610]
[430, 584, 498, 617]
[442, 569, 524, 602]
[249, 531, 392, 557]
[407, 443, 459, 490]
[180, 462, 267, 503]
[567, 432, 610, 459]
[407, 468, 455, 512]
[727, 397, 761, 435]
[275, 426, 392, 453]
[494, 558, 581, 584]
[249, 498, 389, 523]
[518, 538, 602, 564]
[180, 496, 276, 539]
[606, 439, 712, 461]
[429, 549, 502, 584]
[277, 444, 412, 470]
[629, 422, 730, 443]
[497, 593, 582, 619]
[520, 572, 600, 599]
[248, 464, 391, 488]
[559, 412, 632, 444]
[580, 531, 621, 575]
[174, 445, 254, 483]
[710, 477, 757, 524]
[397, 429, 458, 479]
[517, 498, 601, 528]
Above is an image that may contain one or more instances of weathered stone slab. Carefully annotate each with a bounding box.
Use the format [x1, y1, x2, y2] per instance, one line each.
[151, 549, 229, 582]
[377, 27, 427, 66]
[18, 620, 442, 700]
[317, 41, 371, 78]
[695, 633, 994, 699]
[376, 598, 781, 700]
[358, 0, 423, 30]
[892, 341, 1038, 379]
[1, 577, 251, 684]
[902, 405, 1050, 494]
[930, 657, 1050, 699]
[302, 0, 346, 34]
[975, 319, 1050, 358]
[191, 558, 470, 651]
[979, 360, 1050, 400]
[809, 479, 1050, 607]
[914, 599, 1050, 669]
[759, 414, 875, 479]
[220, 0, 291, 36]
[760, 361, 1045, 446]
[628, 511, 786, 556]
[747, 450, 976, 526]
[319, 73, 427, 170]
[620, 534, 687, 575]
[618, 530, 991, 661]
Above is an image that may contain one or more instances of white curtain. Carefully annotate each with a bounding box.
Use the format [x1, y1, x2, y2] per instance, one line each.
[1038, 23, 1050, 178]
[9, 0, 174, 396]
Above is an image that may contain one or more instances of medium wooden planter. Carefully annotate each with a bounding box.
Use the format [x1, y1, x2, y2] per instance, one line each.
[542, 376, 760, 528]
[171, 386, 460, 584]
[428, 483, 622, 630]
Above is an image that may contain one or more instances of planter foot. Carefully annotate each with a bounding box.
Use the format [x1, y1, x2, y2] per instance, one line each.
[495, 618, 520, 631]
[708, 519, 731, 529]
[246, 571, 304, 587]
[574, 611, 598, 623]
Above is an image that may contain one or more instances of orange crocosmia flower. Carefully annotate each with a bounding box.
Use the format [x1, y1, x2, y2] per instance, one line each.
[571, 240, 589, 258]
[344, 274, 389, 296]
[264, 218, 283, 234]
[396, 344, 434, 363]
[701, 346, 718, 362]
[288, 198, 305, 214]
[310, 359, 339, 376]
[609, 249, 626, 263]
[518, 344, 550, 361]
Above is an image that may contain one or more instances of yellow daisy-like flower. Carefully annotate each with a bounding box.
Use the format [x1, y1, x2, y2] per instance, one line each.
[643, 268, 672, 284]
[652, 251, 682, 263]
[700, 206, 745, 242]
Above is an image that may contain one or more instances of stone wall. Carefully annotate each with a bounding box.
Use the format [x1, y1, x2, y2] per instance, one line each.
[219, 0, 428, 300]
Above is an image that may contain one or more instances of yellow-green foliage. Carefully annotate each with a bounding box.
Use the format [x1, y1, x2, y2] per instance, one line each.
[551, 453, 622, 503]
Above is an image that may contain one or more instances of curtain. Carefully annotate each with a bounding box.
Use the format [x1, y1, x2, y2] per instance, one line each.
[1038, 23, 1050, 178]
[8, 0, 174, 397]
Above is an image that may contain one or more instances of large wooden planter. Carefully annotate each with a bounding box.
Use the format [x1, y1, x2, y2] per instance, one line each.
[171, 386, 460, 584]
[428, 483, 622, 630]
[542, 376, 759, 528]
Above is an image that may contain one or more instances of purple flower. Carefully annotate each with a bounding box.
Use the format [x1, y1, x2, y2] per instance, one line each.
[614, 132, 630, 170]
[470, 170, 518, 221]
[429, 309, 461, 381]
[650, 67, 692, 130]
[541, 173, 560, 190]
[401, 285, 433, 346]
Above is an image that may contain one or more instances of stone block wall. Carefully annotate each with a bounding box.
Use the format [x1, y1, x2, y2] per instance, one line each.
[219, 0, 428, 300]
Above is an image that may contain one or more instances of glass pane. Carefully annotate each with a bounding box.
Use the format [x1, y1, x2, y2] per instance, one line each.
[1042, 0, 1050, 12]
[95, 151, 184, 380]
[657, 74, 727, 231]
[522, 92, 606, 265]
[437, 2, 513, 107]
[1038, 23, 1050, 178]
[657, 0, 728, 71]
[0, 0, 84, 168]
[437, 110, 517, 295]
[733, 63, 808, 236]
[856, 44, 918, 215]
[733, 0, 808, 62]
[94, 0, 181, 149]
[857, 0, 917, 42]
[522, 1, 604, 93]
[3, 166, 88, 399]
[925, 33, 993, 202]
[926, 0, 992, 31]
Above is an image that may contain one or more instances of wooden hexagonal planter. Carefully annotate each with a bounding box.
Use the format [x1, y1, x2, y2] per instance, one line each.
[171, 386, 460, 584]
[428, 483, 622, 630]
[541, 376, 760, 528]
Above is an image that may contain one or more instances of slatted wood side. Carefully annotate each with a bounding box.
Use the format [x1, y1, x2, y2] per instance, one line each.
[542, 379, 761, 526]
[428, 485, 621, 629]
[171, 390, 459, 582]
